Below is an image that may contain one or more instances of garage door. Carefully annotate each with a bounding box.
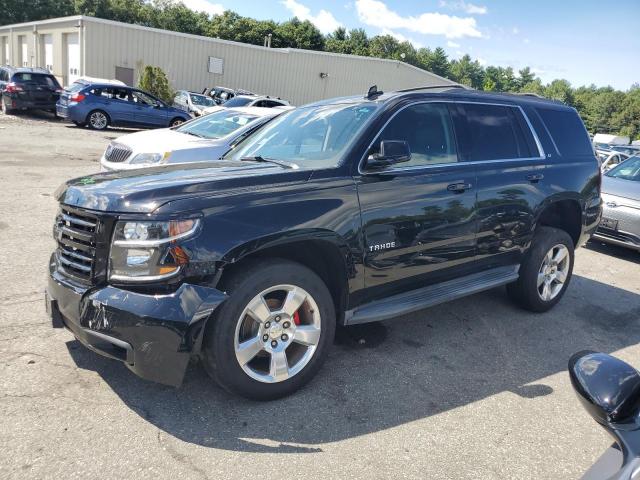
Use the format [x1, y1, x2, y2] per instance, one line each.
[66, 33, 80, 85]
[19, 36, 28, 67]
[43, 34, 53, 72]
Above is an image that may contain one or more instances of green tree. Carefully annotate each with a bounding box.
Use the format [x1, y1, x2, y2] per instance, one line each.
[449, 54, 484, 89]
[517, 67, 535, 90]
[426, 47, 450, 78]
[368, 34, 401, 59]
[276, 17, 324, 50]
[138, 65, 174, 102]
[544, 79, 575, 105]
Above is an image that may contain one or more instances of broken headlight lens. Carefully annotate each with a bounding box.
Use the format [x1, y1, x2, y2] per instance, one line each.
[109, 219, 200, 282]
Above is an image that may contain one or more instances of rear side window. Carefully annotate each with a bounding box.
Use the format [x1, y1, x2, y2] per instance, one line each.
[536, 107, 593, 156]
[454, 103, 537, 161]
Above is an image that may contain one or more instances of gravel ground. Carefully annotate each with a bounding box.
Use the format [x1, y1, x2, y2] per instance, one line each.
[0, 110, 639, 480]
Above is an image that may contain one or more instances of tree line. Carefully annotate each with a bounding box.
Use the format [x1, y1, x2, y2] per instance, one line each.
[4, 0, 639, 139]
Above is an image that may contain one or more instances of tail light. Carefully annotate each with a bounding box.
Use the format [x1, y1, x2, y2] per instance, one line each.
[69, 92, 85, 102]
[5, 82, 23, 93]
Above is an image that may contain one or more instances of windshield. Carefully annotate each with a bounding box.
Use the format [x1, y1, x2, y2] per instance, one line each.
[606, 156, 640, 181]
[222, 96, 253, 107]
[176, 109, 259, 140]
[228, 103, 379, 168]
[190, 93, 215, 107]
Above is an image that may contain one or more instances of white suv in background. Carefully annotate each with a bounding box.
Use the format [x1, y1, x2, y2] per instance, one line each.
[99, 106, 288, 171]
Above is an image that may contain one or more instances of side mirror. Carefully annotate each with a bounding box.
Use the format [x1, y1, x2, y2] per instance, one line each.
[568, 351, 640, 425]
[366, 140, 411, 169]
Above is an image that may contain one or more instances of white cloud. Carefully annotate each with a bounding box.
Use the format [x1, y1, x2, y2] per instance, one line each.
[523, 38, 530, 44]
[447, 40, 460, 48]
[380, 28, 423, 47]
[439, 0, 487, 15]
[356, 0, 483, 39]
[477, 57, 487, 66]
[512, 27, 519, 35]
[181, 0, 224, 16]
[282, 0, 342, 34]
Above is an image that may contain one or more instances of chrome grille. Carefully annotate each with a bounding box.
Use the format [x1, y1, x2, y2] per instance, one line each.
[104, 143, 132, 163]
[55, 207, 98, 283]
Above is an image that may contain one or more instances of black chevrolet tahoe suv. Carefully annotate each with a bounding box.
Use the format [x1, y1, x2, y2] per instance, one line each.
[46, 86, 602, 400]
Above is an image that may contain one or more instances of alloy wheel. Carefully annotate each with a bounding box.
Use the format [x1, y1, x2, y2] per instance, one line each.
[234, 284, 322, 383]
[537, 244, 570, 301]
[89, 111, 107, 129]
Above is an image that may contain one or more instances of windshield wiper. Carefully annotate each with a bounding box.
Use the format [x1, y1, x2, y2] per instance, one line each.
[182, 130, 204, 138]
[239, 156, 298, 170]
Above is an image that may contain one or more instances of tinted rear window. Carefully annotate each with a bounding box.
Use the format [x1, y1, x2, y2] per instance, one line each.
[536, 107, 593, 156]
[13, 73, 60, 87]
[455, 103, 535, 161]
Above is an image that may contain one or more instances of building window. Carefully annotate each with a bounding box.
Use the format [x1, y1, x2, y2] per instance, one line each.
[208, 56, 224, 74]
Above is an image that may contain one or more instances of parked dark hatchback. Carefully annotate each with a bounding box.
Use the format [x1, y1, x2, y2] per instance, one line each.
[56, 83, 191, 130]
[46, 86, 601, 400]
[0, 66, 63, 115]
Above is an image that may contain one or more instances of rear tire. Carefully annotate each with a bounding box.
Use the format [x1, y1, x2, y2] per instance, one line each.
[202, 259, 335, 400]
[86, 110, 109, 130]
[169, 117, 185, 127]
[507, 226, 574, 312]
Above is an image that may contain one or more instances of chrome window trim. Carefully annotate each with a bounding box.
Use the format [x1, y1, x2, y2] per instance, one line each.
[358, 99, 547, 175]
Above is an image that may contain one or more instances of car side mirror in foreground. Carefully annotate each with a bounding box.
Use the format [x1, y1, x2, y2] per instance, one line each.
[569, 351, 640, 425]
[366, 140, 411, 169]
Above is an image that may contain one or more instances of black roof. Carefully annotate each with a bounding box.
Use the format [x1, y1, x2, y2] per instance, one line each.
[1, 66, 51, 75]
[306, 85, 568, 110]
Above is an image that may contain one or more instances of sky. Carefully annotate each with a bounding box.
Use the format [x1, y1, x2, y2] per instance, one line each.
[181, 0, 640, 90]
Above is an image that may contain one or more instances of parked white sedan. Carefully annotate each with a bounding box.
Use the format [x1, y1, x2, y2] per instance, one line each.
[99, 107, 286, 171]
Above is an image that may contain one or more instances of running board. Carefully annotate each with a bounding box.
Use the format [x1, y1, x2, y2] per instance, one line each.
[344, 265, 520, 325]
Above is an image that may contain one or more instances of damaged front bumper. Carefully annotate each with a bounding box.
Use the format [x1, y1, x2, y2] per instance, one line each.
[46, 258, 227, 387]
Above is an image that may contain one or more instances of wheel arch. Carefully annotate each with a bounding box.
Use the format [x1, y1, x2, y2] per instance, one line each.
[216, 230, 354, 325]
[536, 195, 583, 248]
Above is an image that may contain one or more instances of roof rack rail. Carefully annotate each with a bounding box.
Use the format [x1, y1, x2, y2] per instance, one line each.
[395, 84, 466, 93]
[512, 92, 545, 99]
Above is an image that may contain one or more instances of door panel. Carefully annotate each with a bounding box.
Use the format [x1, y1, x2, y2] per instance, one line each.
[453, 102, 547, 267]
[133, 91, 166, 127]
[355, 102, 478, 303]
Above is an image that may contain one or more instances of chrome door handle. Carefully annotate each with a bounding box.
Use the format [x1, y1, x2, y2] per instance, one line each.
[526, 173, 544, 182]
[447, 183, 473, 192]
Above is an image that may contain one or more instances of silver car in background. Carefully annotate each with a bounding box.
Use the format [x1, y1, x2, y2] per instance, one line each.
[100, 106, 287, 171]
[594, 156, 640, 251]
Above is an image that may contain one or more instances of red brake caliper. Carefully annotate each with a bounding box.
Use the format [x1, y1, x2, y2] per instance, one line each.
[293, 310, 301, 325]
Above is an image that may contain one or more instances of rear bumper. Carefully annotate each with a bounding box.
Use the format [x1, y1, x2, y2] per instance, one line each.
[46, 256, 227, 386]
[594, 229, 640, 251]
[4, 93, 57, 110]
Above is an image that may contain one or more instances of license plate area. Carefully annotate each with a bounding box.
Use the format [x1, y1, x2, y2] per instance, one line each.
[600, 217, 618, 230]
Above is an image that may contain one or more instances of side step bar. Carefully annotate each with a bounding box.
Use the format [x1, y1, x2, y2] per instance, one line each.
[344, 265, 520, 325]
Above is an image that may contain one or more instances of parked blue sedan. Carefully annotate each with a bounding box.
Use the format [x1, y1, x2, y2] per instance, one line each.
[56, 82, 191, 130]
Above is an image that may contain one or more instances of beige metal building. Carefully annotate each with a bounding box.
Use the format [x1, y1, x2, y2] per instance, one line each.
[0, 15, 454, 105]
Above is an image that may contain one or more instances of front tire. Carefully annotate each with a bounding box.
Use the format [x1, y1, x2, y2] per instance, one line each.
[507, 226, 575, 312]
[202, 259, 335, 400]
[86, 110, 109, 130]
[169, 117, 185, 127]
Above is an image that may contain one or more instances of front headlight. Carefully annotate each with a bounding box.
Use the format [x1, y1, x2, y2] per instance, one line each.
[129, 152, 170, 165]
[109, 218, 200, 282]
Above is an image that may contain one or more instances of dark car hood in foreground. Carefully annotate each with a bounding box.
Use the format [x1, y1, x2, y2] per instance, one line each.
[602, 176, 640, 202]
[56, 161, 312, 213]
